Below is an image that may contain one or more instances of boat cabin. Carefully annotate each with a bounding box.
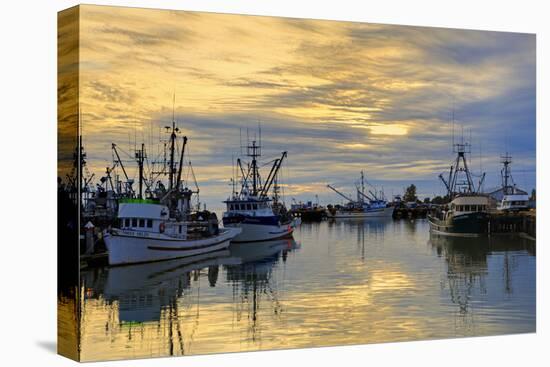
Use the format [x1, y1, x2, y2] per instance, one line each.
[224, 197, 274, 217]
[117, 201, 187, 238]
[449, 195, 489, 215]
[497, 194, 529, 211]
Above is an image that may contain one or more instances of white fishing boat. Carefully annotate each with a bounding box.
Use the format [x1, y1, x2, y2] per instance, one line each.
[104, 199, 241, 265]
[223, 196, 294, 242]
[495, 153, 529, 211]
[497, 193, 529, 211]
[222, 135, 294, 243]
[327, 202, 394, 219]
[326, 171, 394, 218]
[104, 120, 240, 265]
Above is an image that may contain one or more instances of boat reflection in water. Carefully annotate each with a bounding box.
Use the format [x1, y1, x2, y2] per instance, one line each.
[327, 217, 391, 237]
[429, 233, 535, 333]
[77, 219, 535, 361]
[325, 217, 392, 260]
[79, 238, 300, 361]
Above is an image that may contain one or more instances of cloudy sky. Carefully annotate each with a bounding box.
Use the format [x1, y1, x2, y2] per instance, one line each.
[77, 5, 536, 210]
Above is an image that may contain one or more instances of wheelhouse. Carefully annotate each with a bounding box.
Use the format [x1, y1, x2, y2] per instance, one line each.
[225, 200, 271, 212]
[498, 194, 529, 211]
[116, 200, 187, 238]
[449, 195, 489, 215]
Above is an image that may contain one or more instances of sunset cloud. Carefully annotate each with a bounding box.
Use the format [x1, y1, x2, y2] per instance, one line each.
[74, 5, 536, 208]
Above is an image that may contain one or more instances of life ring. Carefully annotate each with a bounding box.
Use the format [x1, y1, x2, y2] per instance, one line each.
[159, 222, 165, 233]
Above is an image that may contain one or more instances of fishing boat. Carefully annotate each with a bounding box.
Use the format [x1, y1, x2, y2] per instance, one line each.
[428, 138, 490, 237]
[326, 171, 394, 218]
[428, 195, 490, 237]
[222, 134, 294, 242]
[290, 197, 326, 221]
[104, 120, 240, 265]
[495, 153, 529, 211]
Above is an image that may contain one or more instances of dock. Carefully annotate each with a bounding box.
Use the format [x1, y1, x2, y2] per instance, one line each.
[488, 211, 536, 239]
[392, 206, 429, 219]
[290, 208, 327, 222]
[80, 251, 108, 269]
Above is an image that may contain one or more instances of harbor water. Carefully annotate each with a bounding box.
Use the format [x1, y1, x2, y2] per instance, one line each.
[77, 218, 535, 361]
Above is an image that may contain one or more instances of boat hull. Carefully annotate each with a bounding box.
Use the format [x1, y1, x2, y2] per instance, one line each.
[428, 212, 489, 237]
[224, 221, 294, 242]
[328, 206, 394, 219]
[104, 227, 241, 265]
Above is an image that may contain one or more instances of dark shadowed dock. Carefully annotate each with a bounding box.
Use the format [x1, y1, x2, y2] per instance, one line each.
[488, 211, 536, 239]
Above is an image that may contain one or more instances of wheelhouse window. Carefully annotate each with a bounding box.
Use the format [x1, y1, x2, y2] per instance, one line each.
[132, 218, 137, 227]
[124, 218, 130, 227]
[246, 204, 252, 210]
[146, 219, 153, 228]
[139, 219, 145, 227]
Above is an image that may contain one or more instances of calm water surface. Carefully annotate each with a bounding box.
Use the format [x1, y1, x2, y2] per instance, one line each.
[79, 219, 536, 361]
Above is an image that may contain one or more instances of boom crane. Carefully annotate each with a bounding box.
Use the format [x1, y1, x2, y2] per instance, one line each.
[356, 188, 374, 202]
[327, 184, 354, 202]
[260, 151, 287, 198]
[112, 144, 130, 183]
[439, 171, 452, 197]
[111, 143, 134, 195]
[237, 158, 251, 194]
[175, 136, 188, 190]
[477, 172, 486, 193]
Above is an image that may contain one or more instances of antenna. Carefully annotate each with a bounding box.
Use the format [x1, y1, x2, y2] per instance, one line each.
[479, 139, 483, 174]
[172, 91, 175, 123]
[451, 98, 455, 149]
[259, 120, 262, 149]
[232, 154, 236, 196]
[239, 127, 243, 155]
[469, 128, 472, 156]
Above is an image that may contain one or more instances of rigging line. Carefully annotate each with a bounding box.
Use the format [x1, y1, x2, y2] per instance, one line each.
[185, 143, 192, 185]
[189, 162, 200, 193]
[259, 160, 278, 168]
[185, 162, 191, 184]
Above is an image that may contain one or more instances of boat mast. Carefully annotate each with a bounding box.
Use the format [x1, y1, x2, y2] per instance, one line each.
[168, 120, 178, 191]
[247, 139, 261, 196]
[439, 113, 477, 198]
[135, 143, 146, 199]
[361, 171, 365, 203]
[451, 138, 474, 194]
[501, 152, 513, 195]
